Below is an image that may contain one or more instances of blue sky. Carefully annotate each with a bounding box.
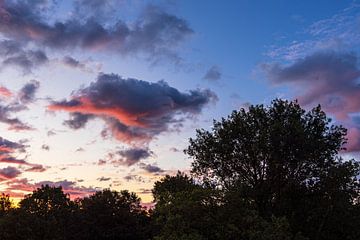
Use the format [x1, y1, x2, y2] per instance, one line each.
[0, 0, 360, 203]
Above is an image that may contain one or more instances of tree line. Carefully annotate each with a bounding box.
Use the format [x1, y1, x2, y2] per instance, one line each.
[1, 99, 359, 240]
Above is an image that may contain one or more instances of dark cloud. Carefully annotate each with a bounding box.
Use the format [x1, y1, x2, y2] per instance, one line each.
[63, 113, 94, 130]
[203, 65, 222, 81]
[0, 40, 48, 73]
[0, 80, 40, 130]
[49, 73, 217, 144]
[123, 174, 145, 183]
[0, 136, 46, 171]
[169, 147, 180, 152]
[97, 176, 111, 182]
[139, 163, 164, 173]
[0, 103, 33, 130]
[25, 164, 47, 172]
[263, 51, 360, 151]
[0, 166, 21, 180]
[97, 159, 106, 165]
[0, 156, 28, 165]
[18, 80, 40, 104]
[61, 56, 100, 72]
[0, 136, 25, 153]
[117, 148, 151, 166]
[41, 144, 50, 151]
[0, 1, 193, 62]
[62, 56, 85, 68]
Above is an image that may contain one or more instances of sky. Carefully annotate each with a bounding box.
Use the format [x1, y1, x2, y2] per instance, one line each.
[1, 0, 360, 204]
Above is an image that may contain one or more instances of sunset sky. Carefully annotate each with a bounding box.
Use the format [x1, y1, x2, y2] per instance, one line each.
[1, 0, 360, 204]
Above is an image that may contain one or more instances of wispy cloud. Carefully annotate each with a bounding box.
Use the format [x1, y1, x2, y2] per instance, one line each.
[0, 40, 48, 74]
[203, 65, 222, 81]
[0, 81, 40, 131]
[266, 3, 360, 61]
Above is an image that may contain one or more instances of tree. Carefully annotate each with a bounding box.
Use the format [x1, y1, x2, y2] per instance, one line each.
[19, 185, 74, 216]
[0, 193, 12, 216]
[152, 172, 297, 240]
[0, 185, 78, 240]
[186, 99, 360, 239]
[78, 189, 151, 240]
[152, 172, 221, 240]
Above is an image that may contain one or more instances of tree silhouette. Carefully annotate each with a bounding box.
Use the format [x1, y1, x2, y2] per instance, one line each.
[0, 193, 12, 216]
[152, 172, 299, 240]
[186, 99, 360, 239]
[78, 189, 151, 240]
[0, 185, 78, 240]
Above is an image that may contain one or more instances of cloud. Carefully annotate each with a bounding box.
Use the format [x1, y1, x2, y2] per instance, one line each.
[0, 86, 12, 98]
[116, 148, 152, 166]
[63, 113, 94, 130]
[123, 174, 145, 183]
[169, 147, 180, 152]
[47, 130, 56, 136]
[267, 3, 360, 61]
[41, 144, 50, 151]
[60, 56, 101, 72]
[49, 73, 217, 144]
[0, 1, 193, 62]
[73, 0, 122, 23]
[263, 51, 360, 119]
[263, 50, 360, 151]
[0, 166, 21, 180]
[0, 40, 48, 74]
[0, 136, 25, 153]
[203, 65, 222, 81]
[0, 105, 32, 130]
[75, 147, 84, 152]
[97, 176, 111, 182]
[4, 178, 98, 199]
[24, 164, 47, 172]
[97, 159, 106, 165]
[0, 136, 46, 170]
[101, 148, 152, 166]
[0, 80, 41, 130]
[62, 56, 86, 68]
[18, 80, 40, 104]
[139, 163, 164, 173]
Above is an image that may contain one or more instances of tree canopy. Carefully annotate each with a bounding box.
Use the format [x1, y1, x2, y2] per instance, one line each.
[185, 99, 360, 239]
